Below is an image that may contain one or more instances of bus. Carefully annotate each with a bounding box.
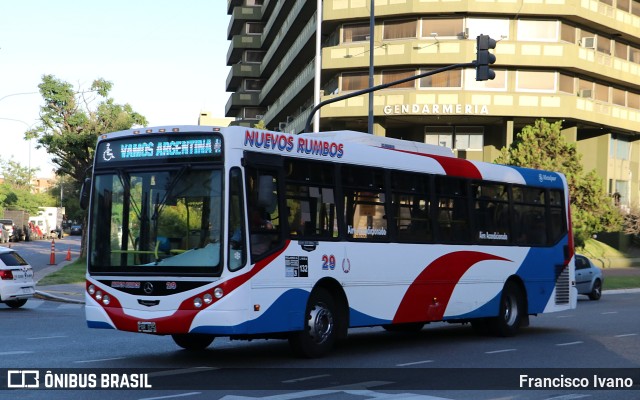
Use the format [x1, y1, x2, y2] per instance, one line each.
[82, 125, 577, 357]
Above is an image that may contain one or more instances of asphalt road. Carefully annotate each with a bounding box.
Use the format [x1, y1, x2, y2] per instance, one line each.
[0, 286, 638, 400]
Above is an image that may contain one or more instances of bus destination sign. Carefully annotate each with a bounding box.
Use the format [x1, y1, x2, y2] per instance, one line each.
[96, 135, 222, 165]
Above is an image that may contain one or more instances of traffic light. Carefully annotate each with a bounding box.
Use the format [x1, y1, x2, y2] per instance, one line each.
[475, 34, 496, 81]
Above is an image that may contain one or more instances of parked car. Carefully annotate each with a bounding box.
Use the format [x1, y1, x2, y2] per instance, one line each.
[0, 247, 36, 308]
[575, 254, 604, 300]
[70, 224, 82, 235]
[0, 219, 13, 243]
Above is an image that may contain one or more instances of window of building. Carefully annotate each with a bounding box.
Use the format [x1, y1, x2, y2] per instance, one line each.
[244, 50, 265, 63]
[464, 69, 507, 91]
[516, 20, 558, 41]
[614, 42, 628, 60]
[424, 127, 453, 149]
[595, 82, 609, 102]
[629, 92, 640, 109]
[578, 79, 594, 96]
[342, 166, 388, 241]
[425, 127, 483, 151]
[341, 71, 369, 91]
[630, 47, 640, 63]
[559, 74, 575, 93]
[343, 23, 370, 43]
[246, 22, 264, 35]
[242, 107, 267, 119]
[421, 18, 464, 38]
[616, 180, 630, 207]
[612, 87, 626, 106]
[466, 18, 510, 40]
[383, 19, 417, 40]
[597, 36, 612, 55]
[560, 23, 576, 43]
[633, 0, 640, 16]
[617, 0, 631, 11]
[516, 71, 556, 92]
[419, 69, 461, 88]
[455, 127, 484, 150]
[612, 137, 631, 160]
[382, 69, 415, 89]
[244, 79, 265, 91]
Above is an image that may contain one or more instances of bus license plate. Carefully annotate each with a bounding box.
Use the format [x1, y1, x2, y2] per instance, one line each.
[137, 321, 156, 333]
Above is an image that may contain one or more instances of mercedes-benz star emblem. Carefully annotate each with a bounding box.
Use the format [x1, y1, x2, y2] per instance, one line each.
[143, 282, 154, 295]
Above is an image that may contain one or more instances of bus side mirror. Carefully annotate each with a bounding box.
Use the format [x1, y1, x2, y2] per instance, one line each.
[79, 178, 91, 210]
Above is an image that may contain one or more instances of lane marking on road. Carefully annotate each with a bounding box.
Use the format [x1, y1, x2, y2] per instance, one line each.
[27, 335, 68, 340]
[601, 311, 618, 315]
[0, 351, 33, 355]
[74, 357, 127, 363]
[396, 360, 434, 367]
[614, 333, 638, 338]
[485, 348, 517, 354]
[556, 341, 583, 346]
[282, 374, 331, 383]
[139, 392, 201, 400]
[543, 394, 590, 400]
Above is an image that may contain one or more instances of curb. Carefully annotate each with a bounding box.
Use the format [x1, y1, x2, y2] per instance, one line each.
[34, 290, 85, 305]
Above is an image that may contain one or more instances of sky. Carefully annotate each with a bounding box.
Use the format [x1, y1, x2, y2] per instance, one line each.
[0, 0, 230, 177]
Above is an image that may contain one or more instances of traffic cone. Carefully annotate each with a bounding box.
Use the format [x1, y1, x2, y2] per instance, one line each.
[65, 248, 72, 261]
[48, 239, 56, 265]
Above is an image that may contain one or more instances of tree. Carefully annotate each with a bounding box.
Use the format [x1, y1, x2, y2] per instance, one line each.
[253, 120, 267, 130]
[0, 157, 54, 215]
[494, 119, 622, 247]
[25, 75, 148, 255]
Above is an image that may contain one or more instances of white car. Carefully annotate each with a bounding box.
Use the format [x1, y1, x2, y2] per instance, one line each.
[575, 254, 604, 301]
[0, 247, 36, 308]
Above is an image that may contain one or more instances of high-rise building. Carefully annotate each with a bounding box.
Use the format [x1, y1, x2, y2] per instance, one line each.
[226, 0, 640, 206]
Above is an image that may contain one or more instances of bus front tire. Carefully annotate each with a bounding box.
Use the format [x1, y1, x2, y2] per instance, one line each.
[489, 281, 524, 337]
[289, 288, 337, 358]
[171, 333, 215, 350]
[5, 299, 28, 309]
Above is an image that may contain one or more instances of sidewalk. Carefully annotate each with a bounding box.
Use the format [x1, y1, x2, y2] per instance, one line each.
[34, 259, 86, 304]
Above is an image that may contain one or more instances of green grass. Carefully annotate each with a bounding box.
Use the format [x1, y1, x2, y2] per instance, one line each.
[604, 276, 640, 290]
[37, 259, 86, 285]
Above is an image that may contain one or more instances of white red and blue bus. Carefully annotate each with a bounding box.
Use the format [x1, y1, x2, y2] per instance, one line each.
[82, 125, 577, 357]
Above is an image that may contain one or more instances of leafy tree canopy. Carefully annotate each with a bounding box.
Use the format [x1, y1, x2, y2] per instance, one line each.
[25, 75, 148, 187]
[0, 158, 55, 215]
[494, 119, 622, 247]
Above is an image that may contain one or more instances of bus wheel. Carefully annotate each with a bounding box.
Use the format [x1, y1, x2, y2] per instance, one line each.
[171, 333, 215, 350]
[289, 288, 336, 358]
[490, 281, 524, 337]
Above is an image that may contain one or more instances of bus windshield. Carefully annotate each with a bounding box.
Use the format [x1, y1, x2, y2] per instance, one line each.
[88, 167, 223, 276]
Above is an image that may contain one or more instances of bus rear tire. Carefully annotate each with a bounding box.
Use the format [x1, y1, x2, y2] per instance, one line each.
[289, 288, 337, 358]
[489, 281, 524, 337]
[171, 333, 215, 350]
[5, 299, 27, 309]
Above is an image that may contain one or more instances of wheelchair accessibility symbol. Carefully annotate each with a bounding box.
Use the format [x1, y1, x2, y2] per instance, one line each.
[102, 143, 115, 161]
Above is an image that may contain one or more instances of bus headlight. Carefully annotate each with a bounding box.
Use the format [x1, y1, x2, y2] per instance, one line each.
[193, 297, 203, 308]
[203, 293, 213, 304]
[102, 295, 111, 305]
[95, 291, 102, 301]
[214, 287, 224, 299]
[88, 285, 95, 295]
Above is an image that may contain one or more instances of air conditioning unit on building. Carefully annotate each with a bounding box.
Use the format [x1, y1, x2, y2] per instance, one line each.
[255, 114, 264, 120]
[462, 28, 469, 39]
[581, 37, 596, 49]
[579, 89, 593, 98]
[278, 122, 288, 131]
